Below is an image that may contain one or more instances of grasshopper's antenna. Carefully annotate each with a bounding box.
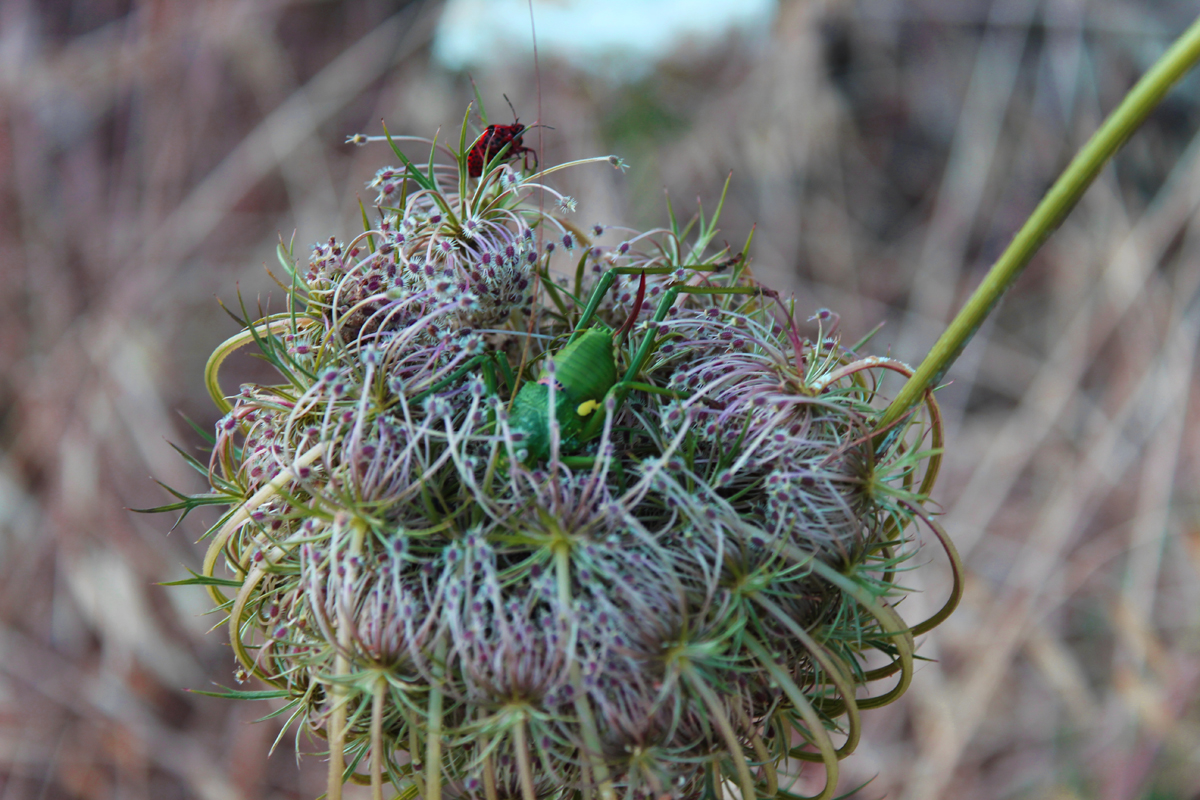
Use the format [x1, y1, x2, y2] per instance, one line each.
[528, 4, 542, 168]
[513, 0, 545, 415]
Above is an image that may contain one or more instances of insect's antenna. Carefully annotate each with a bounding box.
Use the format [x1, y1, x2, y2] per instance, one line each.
[513, 0, 544, 415]
[503, 93, 519, 122]
[614, 271, 648, 346]
[527, 2, 542, 164]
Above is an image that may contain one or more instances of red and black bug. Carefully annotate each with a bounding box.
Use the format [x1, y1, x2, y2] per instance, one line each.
[466, 123, 534, 177]
[466, 97, 542, 178]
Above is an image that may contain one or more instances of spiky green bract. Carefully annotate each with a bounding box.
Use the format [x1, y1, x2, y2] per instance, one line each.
[163, 121, 958, 800]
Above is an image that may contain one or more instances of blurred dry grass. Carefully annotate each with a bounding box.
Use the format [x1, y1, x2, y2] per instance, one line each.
[2, 1, 1200, 798]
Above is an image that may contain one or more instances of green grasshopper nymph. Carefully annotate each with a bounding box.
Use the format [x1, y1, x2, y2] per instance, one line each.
[506, 325, 617, 465]
[501, 264, 769, 466]
[412, 260, 767, 467]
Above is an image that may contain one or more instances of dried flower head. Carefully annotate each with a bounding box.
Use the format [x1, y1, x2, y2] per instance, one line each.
[153, 109, 960, 800]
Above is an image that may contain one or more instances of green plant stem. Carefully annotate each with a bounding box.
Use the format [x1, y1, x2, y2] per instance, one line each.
[370, 675, 386, 800]
[553, 543, 616, 800]
[425, 638, 447, 800]
[879, 13, 1200, 430]
[328, 517, 367, 800]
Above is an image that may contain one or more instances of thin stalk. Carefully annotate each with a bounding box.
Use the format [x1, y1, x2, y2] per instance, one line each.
[732, 701, 776, 797]
[371, 675, 387, 800]
[203, 442, 327, 606]
[554, 542, 616, 800]
[513, 718, 539, 800]
[403, 706, 424, 790]
[482, 748, 499, 800]
[744, 639, 839, 800]
[680, 665, 756, 800]
[880, 14, 1200, 429]
[425, 638, 448, 800]
[753, 595, 862, 758]
[204, 314, 317, 414]
[328, 516, 367, 800]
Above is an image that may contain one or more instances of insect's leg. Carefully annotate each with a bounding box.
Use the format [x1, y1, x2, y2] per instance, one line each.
[559, 455, 594, 469]
[470, 343, 517, 397]
[621, 282, 768, 386]
[578, 282, 766, 441]
[567, 263, 664, 345]
[493, 350, 517, 395]
[481, 354, 499, 396]
[560, 453, 627, 492]
[616, 381, 684, 400]
[560, 446, 628, 490]
[564, 269, 619, 344]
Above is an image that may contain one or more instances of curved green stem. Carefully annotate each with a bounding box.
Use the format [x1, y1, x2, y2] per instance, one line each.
[205, 314, 313, 414]
[880, 14, 1200, 430]
[681, 665, 756, 800]
[744, 638, 839, 800]
[201, 442, 327, 606]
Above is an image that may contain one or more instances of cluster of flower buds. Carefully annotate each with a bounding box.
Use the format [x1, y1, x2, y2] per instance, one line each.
[174, 118, 953, 800]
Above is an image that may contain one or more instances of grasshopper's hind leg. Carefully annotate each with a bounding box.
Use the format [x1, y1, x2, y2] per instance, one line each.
[578, 280, 772, 443]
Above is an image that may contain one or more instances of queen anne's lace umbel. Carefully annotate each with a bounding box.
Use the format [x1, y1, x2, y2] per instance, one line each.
[167, 116, 957, 800]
